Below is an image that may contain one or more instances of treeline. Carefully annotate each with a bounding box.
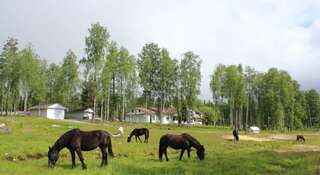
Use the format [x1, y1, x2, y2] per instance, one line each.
[0, 22, 319, 129]
[208, 64, 320, 129]
[0, 23, 202, 123]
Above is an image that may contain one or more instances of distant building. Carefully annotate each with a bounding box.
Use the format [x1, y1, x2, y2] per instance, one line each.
[249, 126, 260, 133]
[188, 110, 203, 125]
[29, 103, 66, 120]
[66, 108, 94, 120]
[124, 107, 158, 123]
[125, 106, 178, 124]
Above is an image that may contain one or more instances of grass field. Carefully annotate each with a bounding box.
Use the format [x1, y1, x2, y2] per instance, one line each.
[1, 116, 320, 175]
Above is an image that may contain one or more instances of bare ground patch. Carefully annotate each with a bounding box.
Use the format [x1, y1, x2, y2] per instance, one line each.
[275, 144, 320, 153]
[223, 134, 306, 142]
[223, 135, 272, 142]
[267, 134, 296, 141]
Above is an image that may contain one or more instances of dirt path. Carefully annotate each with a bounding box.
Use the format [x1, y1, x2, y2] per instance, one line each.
[275, 144, 320, 153]
[223, 135, 272, 142]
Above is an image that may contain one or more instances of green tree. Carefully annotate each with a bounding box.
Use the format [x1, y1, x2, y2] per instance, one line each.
[81, 23, 109, 118]
[138, 43, 161, 122]
[0, 38, 20, 115]
[305, 89, 320, 127]
[19, 46, 39, 112]
[180, 51, 202, 121]
[57, 50, 79, 109]
[46, 63, 60, 104]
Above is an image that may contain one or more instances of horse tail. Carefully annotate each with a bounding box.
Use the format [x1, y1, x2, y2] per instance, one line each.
[107, 135, 114, 157]
[111, 133, 121, 137]
[158, 141, 162, 160]
[158, 136, 165, 161]
[145, 129, 149, 139]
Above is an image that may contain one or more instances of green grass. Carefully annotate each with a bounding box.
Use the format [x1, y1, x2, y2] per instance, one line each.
[1, 116, 320, 175]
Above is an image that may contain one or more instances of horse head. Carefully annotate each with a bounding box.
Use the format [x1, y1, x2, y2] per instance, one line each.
[127, 135, 131, 143]
[196, 145, 205, 160]
[48, 146, 59, 168]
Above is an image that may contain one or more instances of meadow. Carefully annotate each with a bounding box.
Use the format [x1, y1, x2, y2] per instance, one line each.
[0, 116, 320, 175]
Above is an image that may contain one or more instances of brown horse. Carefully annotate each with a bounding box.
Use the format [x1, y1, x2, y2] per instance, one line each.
[159, 133, 205, 161]
[233, 129, 239, 142]
[127, 128, 149, 143]
[48, 128, 114, 169]
[297, 135, 305, 143]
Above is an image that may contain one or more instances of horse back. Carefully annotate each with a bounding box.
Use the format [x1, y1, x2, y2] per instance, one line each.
[76, 130, 111, 151]
[160, 134, 189, 149]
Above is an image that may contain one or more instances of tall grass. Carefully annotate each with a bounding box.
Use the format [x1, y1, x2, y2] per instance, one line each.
[0, 116, 319, 175]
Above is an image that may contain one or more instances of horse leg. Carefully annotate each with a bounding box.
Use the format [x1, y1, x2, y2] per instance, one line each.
[164, 148, 169, 161]
[179, 149, 185, 160]
[76, 149, 87, 169]
[137, 136, 142, 143]
[187, 148, 190, 158]
[69, 149, 76, 168]
[159, 148, 163, 161]
[135, 136, 138, 143]
[99, 146, 107, 167]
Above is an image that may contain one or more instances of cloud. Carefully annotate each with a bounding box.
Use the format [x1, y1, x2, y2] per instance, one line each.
[0, 0, 320, 100]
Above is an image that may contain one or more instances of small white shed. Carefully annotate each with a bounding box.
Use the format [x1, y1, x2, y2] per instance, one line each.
[29, 103, 66, 120]
[249, 126, 260, 133]
[66, 108, 94, 120]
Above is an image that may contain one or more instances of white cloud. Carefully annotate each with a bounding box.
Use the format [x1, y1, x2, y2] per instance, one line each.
[0, 0, 320, 100]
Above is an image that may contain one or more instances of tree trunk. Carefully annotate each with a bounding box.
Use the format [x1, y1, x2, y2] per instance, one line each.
[93, 96, 96, 120]
[146, 92, 150, 123]
[246, 96, 249, 130]
[101, 99, 104, 120]
[24, 91, 28, 112]
[229, 104, 233, 128]
[122, 87, 125, 122]
[106, 89, 110, 121]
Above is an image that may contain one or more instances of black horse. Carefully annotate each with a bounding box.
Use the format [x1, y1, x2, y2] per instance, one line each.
[48, 128, 114, 169]
[159, 133, 205, 161]
[127, 128, 149, 143]
[297, 135, 305, 143]
[233, 129, 239, 142]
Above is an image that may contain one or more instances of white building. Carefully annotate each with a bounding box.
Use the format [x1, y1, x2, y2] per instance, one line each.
[125, 107, 158, 123]
[249, 126, 260, 133]
[66, 108, 94, 120]
[125, 107, 178, 124]
[188, 110, 203, 125]
[29, 103, 66, 120]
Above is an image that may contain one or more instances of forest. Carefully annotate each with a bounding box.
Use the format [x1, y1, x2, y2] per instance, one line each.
[0, 23, 319, 130]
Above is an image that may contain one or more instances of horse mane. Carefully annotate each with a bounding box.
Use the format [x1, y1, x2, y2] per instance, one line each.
[182, 133, 202, 150]
[52, 128, 80, 151]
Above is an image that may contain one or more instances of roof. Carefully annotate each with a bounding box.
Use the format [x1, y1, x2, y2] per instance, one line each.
[249, 126, 260, 130]
[150, 106, 177, 115]
[84, 108, 94, 113]
[29, 103, 66, 111]
[126, 107, 155, 115]
[68, 108, 94, 113]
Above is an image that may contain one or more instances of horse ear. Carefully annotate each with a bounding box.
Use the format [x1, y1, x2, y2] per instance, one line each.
[49, 146, 52, 150]
[201, 145, 205, 150]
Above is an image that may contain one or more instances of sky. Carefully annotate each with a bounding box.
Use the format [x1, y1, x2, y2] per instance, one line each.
[0, 0, 320, 100]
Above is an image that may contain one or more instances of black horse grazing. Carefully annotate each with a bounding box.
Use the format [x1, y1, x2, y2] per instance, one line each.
[233, 129, 239, 142]
[48, 128, 114, 169]
[297, 135, 305, 143]
[159, 133, 205, 161]
[127, 128, 149, 143]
